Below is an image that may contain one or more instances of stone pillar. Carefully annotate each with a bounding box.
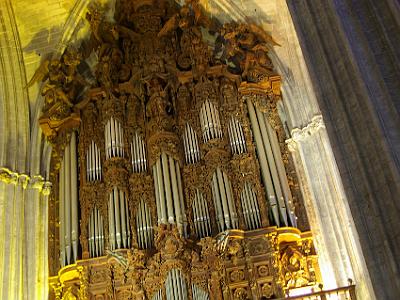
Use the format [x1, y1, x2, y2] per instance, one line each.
[286, 0, 400, 298]
[0, 168, 51, 300]
[287, 116, 374, 298]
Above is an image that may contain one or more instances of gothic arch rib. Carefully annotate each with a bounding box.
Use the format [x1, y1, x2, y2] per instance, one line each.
[0, 0, 29, 173]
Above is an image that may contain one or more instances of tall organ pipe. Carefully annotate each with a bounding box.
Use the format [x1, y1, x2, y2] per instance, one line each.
[265, 117, 297, 227]
[192, 190, 211, 238]
[105, 117, 124, 159]
[59, 161, 65, 267]
[200, 101, 222, 143]
[131, 131, 147, 173]
[59, 133, 79, 266]
[246, 98, 280, 226]
[241, 182, 261, 230]
[64, 143, 71, 265]
[211, 169, 238, 231]
[176, 161, 187, 236]
[153, 154, 187, 235]
[120, 190, 127, 248]
[255, 107, 288, 226]
[108, 188, 130, 250]
[183, 123, 200, 164]
[70, 132, 78, 262]
[89, 207, 105, 257]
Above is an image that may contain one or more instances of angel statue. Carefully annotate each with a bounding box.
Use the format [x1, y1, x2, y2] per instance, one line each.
[217, 22, 280, 82]
[26, 48, 84, 139]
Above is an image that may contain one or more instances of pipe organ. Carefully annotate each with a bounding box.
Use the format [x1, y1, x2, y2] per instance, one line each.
[88, 206, 105, 258]
[58, 131, 79, 267]
[192, 189, 212, 238]
[241, 182, 262, 230]
[86, 141, 102, 181]
[47, 0, 322, 299]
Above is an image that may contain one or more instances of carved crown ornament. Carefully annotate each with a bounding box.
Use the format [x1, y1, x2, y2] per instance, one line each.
[44, 0, 319, 299]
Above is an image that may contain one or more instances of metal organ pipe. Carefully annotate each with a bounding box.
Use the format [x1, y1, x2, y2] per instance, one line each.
[175, 161, 187, 236]
[223, 171, 238, 228]
[64, 143, 71, 265]
[228, 116, 247, 155]
[108, 187, 130, 250]
[265, 117, 297, 227]
[131, 131, 147, 173]
[153, 154, 187, 235]
[108, 193, 115, 250]
[87, 141, 102, 182]
[183, 123, 200, 164]
[105, 117, 124, 159]
[71, 132, 78, 262]
[88, 207, 105, 257]
[200, 101, 222, 143]
[162, 152, 174, 223]
[192, 284, 209, 300]
[59, 133, 79, 266]
[211, 169, 238, 232]
[120, 189, 127, 248]
[166, 269, 188, 300]
[255, 107, 288, 226]
[136, 200, 154, 249]
[169, 156, 182, 231]
[192, 190, 211, 238]
[241, 182, 261, 230]
[246, 98, 280, 226]
[151, 289, 163, 300]
[59, 161, 65, 267]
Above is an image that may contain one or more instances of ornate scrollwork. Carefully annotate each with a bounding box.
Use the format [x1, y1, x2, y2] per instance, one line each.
[46, 1, 318, 299]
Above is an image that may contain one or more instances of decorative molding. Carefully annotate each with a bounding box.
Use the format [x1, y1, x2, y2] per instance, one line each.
[0, 167, 52, 193]
[286, 115, 324, 151]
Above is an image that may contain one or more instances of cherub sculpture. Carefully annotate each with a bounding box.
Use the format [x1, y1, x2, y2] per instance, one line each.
[218, 22, 280, 82]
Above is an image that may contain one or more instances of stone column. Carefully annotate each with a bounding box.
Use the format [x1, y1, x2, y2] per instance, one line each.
[287, 116, 374, 298]
[0, 168, 50, 300]
[286, 0, 400, 298]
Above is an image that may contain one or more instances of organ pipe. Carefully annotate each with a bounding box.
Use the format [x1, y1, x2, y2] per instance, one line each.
[228, 116, 247, 155]
[183, 123, 200, 164]
[71, 132, 78, 262]
[175, 161, 188, 236]
[59, 132, 79, 266]
[166, 269, 188, 300]
[241, 182, 261, 230]
[59, 161, 65, 267]
[131, 131, 147, 173]
[153, 153, 187, 235]
[246, 98, 281, 226]
[136, 200, 154, 249]
[87, 141, 102, 181]
[88, 207, 105, 258]
[211, 168, 238, 232]
[255, 107, 288, 226]
[192, 190, 211, 238]
[105, 117, 124, 159]
[108, 187, 130, 250]
[64, 143, 71, 264]
[265, 117, 297, 227]
[151, 289, 163, 300]
[192, 284, 209, 300]
[200, 101, 222, 143]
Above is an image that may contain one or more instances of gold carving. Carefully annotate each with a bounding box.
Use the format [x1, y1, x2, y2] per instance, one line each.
[46, 1, 318, 299]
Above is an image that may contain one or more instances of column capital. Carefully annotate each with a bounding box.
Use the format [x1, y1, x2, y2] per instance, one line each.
[0, 167, 52, 194]
[286, 115, 324, 151]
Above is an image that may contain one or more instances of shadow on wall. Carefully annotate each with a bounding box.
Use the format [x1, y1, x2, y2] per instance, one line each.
[22, 26, 63, 59]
